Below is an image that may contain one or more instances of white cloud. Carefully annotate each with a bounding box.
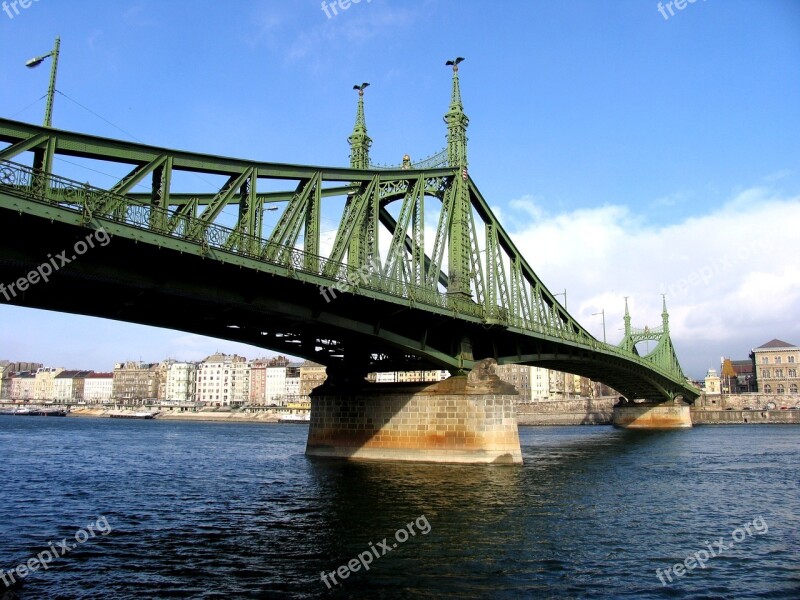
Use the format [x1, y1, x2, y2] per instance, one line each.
[286, 4, 416, 64]
[502, 188, 800, 377]
[763, 169, 792, 183]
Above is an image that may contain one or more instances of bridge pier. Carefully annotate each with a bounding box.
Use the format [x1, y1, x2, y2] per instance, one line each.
[305, 359, 523, 464]
[612, 398, 692, 429]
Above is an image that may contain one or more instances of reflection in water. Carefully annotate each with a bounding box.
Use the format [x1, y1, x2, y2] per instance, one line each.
[0, 417, 797, 599]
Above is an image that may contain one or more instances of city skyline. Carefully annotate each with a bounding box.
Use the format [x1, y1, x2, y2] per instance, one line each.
[1, 1, 799, 379]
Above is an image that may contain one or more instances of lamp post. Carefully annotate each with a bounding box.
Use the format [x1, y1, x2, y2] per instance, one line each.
[25, 36, 60, 128]
[592, 309, 606, 344]
[554, 289, 567, 310]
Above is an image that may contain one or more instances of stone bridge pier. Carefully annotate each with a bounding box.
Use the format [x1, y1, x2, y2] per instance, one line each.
[612, 397, 692, 429]
[305, 359, 523, 464]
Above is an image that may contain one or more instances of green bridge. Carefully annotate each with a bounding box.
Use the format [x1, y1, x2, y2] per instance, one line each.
[0, 61, 699, 461]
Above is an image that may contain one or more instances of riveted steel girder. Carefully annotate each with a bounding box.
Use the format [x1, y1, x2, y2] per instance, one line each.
[0, 117, 699, 402]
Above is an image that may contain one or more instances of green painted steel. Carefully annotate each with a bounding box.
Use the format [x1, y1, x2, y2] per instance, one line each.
[0, 62, 699, 403]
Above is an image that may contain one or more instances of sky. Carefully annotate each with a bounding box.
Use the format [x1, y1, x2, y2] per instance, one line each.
[1, 0, 799, 379]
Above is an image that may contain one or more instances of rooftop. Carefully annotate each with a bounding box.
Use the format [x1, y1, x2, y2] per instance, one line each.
[754, 339, 797, 350]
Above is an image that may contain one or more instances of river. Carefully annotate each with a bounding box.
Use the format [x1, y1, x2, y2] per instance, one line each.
[0, 416, 797, 598]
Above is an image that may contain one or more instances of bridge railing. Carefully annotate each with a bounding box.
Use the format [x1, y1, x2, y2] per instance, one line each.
[369, 148, 448, 171]
[0, 159, 486, 319]
[0, 160, 604, 336]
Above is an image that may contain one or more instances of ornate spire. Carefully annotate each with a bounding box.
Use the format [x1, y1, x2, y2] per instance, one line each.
[444, 57, 469, 168]
[348, 82, 372, 169]
[623, 296, 631, 337]
[661, 294, 670, 333]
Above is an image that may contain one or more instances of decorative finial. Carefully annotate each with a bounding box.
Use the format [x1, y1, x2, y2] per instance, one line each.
[623, 296, 631, 337]
[445, 57, 465, 72]
[348, 82, 372, 168]
[444, 57, 468, 168]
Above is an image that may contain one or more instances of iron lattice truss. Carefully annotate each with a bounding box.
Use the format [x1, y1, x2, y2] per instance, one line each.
[0, 65, 699, 402]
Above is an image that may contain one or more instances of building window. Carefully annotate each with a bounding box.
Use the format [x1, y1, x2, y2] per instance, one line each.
[777, 385, 785, 394]
[791, 384, 798, 394]
[761, 369, 769, 379]
[761, 357, 768, 364]
[764, 384, 772, 393]
[789, 369, 797, 378]
[789, 356, 796, 364]
[775, 356, 782, 365]
[775, 369, 783, 377]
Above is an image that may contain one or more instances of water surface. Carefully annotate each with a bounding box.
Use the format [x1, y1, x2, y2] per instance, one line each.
[0, 417, 797, 598]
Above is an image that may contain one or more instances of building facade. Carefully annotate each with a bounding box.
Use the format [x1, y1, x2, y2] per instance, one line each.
[52, 370, 91, 402]
[495, 364, 531, 401]
[495, 364, 599, 402]
[196, 353, 250, 407]
[299, 361, 327, 398]
[284, 363, 302, 403]
[164, 362, 198, 403]
[751, 339, 800, 395]
[84, 373, 114, 404]
[721, 357, 756, 393]
[9, 373, 36, 401]
[34, 367, 65, 401]
[113, 362, 160, 405]
[264, 365, 288, 405]
[369, 370, 450, 384]
[704, 368, 721, 394]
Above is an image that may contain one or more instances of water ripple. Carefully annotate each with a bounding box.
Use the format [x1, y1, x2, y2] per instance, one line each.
[0, 417, 797, 599]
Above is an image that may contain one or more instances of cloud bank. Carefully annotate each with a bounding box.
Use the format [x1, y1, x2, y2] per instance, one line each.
[503, 187, 800, 378]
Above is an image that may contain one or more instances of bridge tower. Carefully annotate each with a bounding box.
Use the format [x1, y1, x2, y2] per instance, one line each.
[348, 83, 372, 169]
[443, 57, 472, 302]
[613, 296, 692, 428]
[305, 64, 522, 464]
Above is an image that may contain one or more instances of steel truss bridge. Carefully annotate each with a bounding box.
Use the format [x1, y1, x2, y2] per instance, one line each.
[0, 64, 699, 402]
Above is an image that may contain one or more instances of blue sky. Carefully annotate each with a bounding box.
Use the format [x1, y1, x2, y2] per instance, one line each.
[1, 0, 799, 378]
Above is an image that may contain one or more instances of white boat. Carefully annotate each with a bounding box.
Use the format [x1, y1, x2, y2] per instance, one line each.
[110, 411, 158, 419]
[279, 413, 310, 423]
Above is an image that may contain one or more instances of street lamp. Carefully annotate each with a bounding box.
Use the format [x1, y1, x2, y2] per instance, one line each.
[25, 36, 60, 127]
[554, 289, 567, 310]
[592, 309, 606, 344]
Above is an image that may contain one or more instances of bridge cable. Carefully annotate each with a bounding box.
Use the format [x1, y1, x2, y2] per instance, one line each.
[9, 95, 47, 120]
[55, 89, 222, 198]
[56, 90, 143, 143]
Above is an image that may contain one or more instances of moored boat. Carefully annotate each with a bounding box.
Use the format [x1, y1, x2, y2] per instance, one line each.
[279, 413, 310, 423]
[110, 411, 158, 419]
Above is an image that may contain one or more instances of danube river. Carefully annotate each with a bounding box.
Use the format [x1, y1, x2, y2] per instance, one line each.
[0, 417, 797, 599]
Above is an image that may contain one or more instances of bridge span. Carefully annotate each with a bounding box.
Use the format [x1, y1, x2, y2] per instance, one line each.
[0, 61, 699, 462]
